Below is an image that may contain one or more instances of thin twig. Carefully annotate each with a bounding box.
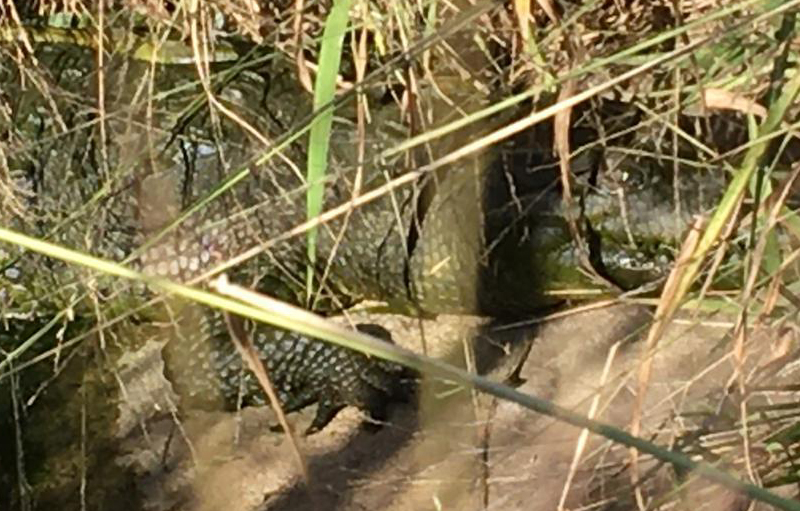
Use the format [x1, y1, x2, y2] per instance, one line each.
[214, 276, 309, 483]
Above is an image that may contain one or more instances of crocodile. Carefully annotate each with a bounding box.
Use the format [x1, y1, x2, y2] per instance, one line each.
[0, 37, 745, 440]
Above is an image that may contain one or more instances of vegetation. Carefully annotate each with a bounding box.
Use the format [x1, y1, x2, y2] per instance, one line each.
[0, 0, 799, 509]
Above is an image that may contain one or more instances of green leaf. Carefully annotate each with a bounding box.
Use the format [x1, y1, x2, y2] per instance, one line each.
[306, 0, 353, 304]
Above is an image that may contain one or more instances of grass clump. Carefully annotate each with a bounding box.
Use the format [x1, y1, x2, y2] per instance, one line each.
[0, 0, 799, 510]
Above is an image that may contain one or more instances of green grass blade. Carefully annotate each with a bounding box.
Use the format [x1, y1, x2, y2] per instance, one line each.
[306, 0, 353, 303]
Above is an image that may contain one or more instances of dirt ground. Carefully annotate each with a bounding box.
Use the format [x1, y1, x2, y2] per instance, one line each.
[113, 305, 799, 511]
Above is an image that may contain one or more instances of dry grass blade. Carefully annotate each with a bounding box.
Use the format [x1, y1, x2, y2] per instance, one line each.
[558, 341, 621, 511]
[513, 0, 531, 42]
[217, 302, 308, 482]
[555, 79, 578, 234]
[630, 216, 704, 510]
[702, 88, 768, 118]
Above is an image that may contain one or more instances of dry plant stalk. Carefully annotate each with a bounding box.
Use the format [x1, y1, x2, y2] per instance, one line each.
[629, 215, 704, 509]
[214, 275, 309, 482]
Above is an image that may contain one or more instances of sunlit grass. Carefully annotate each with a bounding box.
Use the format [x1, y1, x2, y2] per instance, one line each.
[1, 0, 800, 508]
